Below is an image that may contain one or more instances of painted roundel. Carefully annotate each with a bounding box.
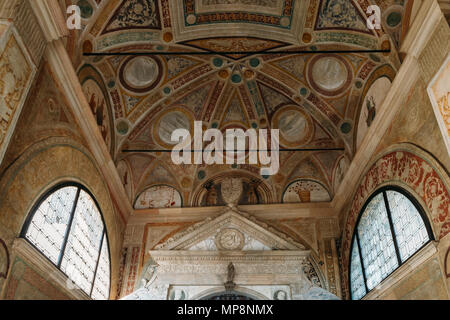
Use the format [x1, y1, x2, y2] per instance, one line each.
[308, 54, 352, 96]
[119, 56, 162, 93]
[153, 108, 194, 148]
[283, 179, 331, 203]
[272, 106, 314, 147]
[134, 185, 182, 209]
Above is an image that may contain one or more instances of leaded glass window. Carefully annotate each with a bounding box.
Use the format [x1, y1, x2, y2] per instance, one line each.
[386, 190, 430, 262]
[349, 238, 366, 300]
[357, 193, 398, 290]
[22, 184, 111, 300]
[349, 187, 432, 300]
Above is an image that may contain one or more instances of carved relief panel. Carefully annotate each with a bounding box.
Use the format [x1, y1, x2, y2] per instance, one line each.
[427, 54, 450, 155]
[0, 21, 36, 164]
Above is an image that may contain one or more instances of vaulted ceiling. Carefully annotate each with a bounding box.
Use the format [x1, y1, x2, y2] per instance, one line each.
[60, 0, 410, 209]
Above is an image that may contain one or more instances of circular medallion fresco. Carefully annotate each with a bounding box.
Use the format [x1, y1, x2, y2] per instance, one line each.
[308, 55, 352, 96]
[116, 119, 130, 135]
[385, 6, 403, 28]
[272, 106, 313, 147]
[153, 108, 194, 148]
[134, 185, 182, 209]
[119, 56, 162, 93]
[215, 228, 245, 251]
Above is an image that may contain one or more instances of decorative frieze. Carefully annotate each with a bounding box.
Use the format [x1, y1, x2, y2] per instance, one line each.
[419, 18, 450, 83]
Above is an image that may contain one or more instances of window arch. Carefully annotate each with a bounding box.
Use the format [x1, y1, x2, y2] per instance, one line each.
[21, 183, 111, 300]
[349, 186, 433, 300]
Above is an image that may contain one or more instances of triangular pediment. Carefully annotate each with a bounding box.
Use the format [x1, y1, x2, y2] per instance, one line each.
[153, 208, 305, 251]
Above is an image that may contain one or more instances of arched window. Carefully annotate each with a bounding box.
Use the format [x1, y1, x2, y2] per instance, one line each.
[21, 183, 111, 300]
[349, 187, 433, 300]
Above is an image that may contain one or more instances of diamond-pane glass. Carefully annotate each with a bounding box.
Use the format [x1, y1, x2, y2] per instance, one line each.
[350, 237, 366, 300]
[24, 185, 111, 299]
[60, 190, 104, 295]
[387, 190, 429, 262]
[91, 236, 110, 300]
[25, 186, 77, 264]
[357, 193, 398, 290]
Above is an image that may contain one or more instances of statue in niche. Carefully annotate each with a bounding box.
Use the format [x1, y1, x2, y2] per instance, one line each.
[365, 95, 376, 127]
[224, 262, 236, 291]
[227, 262, 235, 283]
[273, 290, 287, 300]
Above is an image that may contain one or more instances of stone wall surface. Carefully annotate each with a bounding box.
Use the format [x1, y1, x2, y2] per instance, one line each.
[374, 256, 448, 300]
[0, 62, 125, 299]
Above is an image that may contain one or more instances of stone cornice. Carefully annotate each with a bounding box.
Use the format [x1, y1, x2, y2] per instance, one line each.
[12, 238, 90, 300]
[150, 250, 310, 262]
[29, 0, 68, 42]
[129, 202, 336, 224]
[45, 40, 133, 223]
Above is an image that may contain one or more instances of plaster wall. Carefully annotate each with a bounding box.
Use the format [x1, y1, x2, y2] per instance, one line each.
[0, 62, 125, 299]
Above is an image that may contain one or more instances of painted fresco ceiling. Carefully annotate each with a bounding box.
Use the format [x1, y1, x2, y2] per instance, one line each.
[60, 0, 410, 208]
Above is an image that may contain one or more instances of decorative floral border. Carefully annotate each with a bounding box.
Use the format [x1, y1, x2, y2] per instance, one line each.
[340, 148, 450, 297]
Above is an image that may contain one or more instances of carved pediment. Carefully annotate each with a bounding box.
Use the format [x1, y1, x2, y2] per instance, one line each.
[154, 208, 305, 251]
